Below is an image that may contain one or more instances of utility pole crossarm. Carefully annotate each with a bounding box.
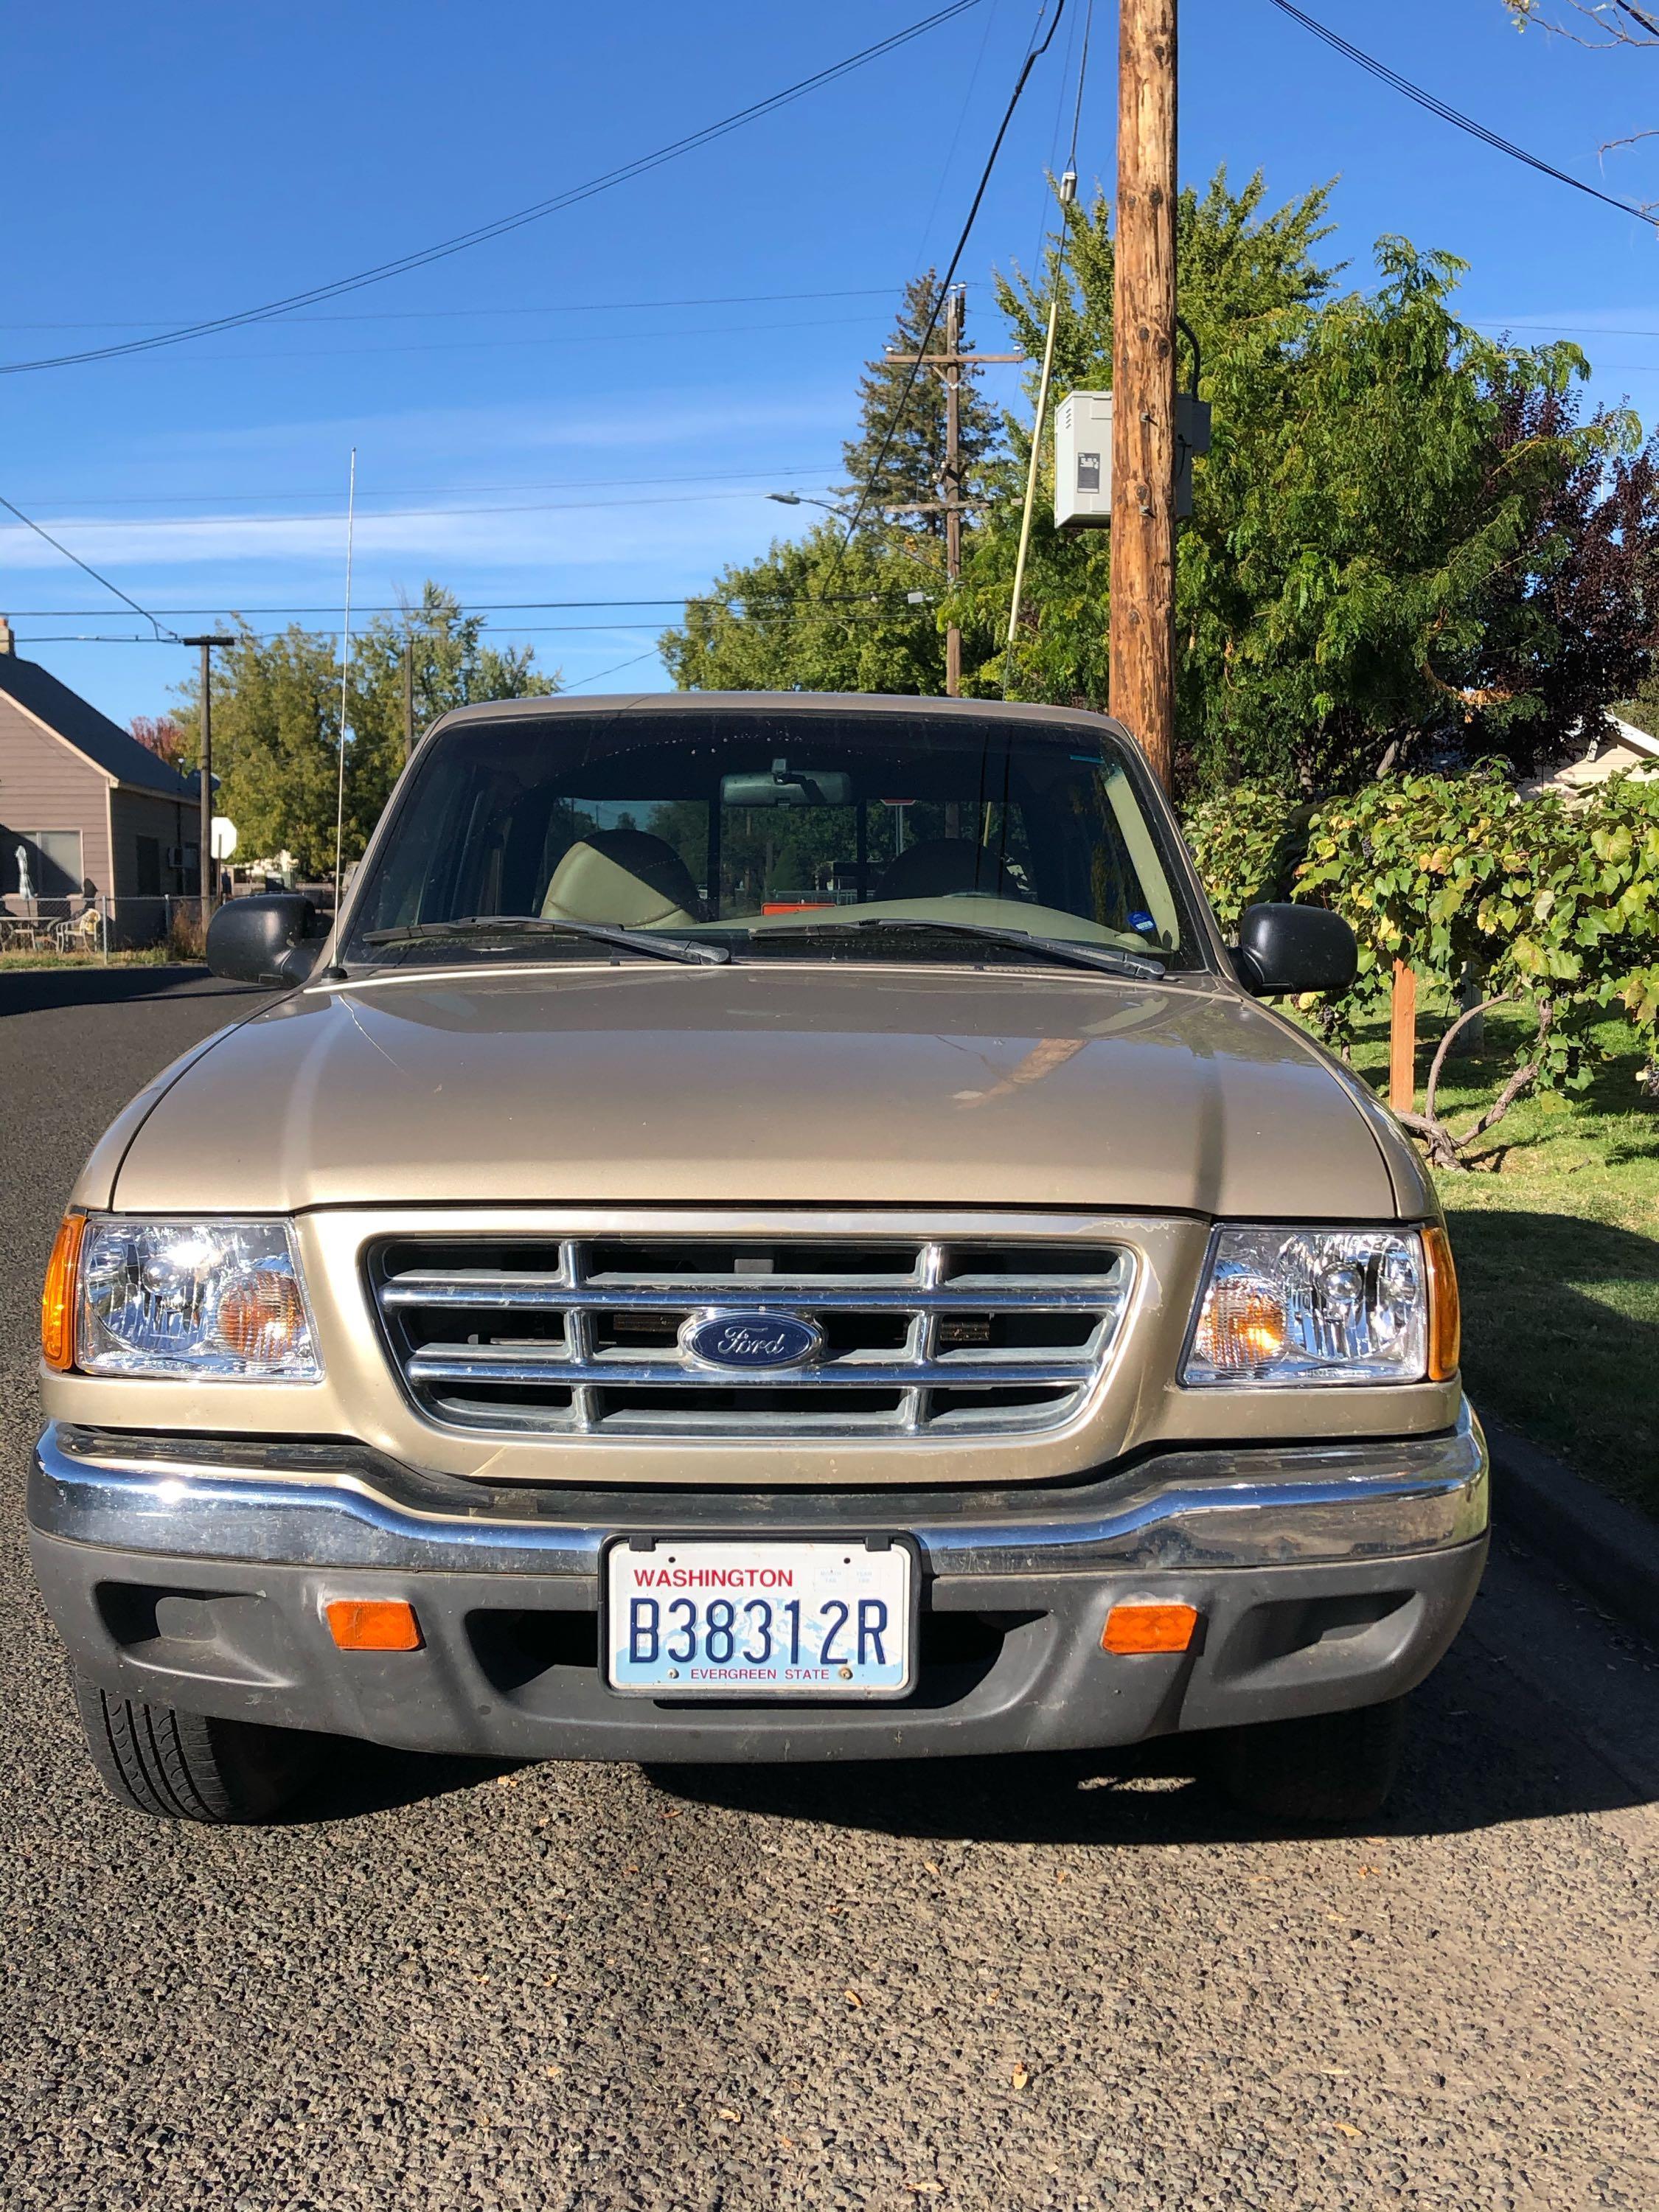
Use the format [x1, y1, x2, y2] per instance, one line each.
[883, 352, 1026, 366]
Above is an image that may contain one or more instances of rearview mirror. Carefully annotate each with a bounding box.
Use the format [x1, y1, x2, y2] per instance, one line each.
[720, 760, 853, 809]
[206, 894, 321, 986]
[1234, 902, 1357, 997]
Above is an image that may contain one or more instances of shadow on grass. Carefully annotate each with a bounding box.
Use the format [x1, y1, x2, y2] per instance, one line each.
[1450, 1211, 1659, 1509]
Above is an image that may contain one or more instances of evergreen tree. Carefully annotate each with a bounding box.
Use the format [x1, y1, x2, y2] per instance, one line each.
[839, 271, 1001, 537]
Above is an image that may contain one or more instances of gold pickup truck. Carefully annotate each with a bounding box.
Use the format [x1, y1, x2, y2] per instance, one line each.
[30, 694, 1485, 1824]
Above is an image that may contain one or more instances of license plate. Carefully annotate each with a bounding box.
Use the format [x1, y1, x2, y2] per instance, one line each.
[605, 1538, 914, 1698]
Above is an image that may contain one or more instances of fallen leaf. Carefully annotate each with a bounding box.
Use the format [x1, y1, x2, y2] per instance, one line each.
[844, 1988, 864, 2008]
[1055, 1871, 1068, 1885]
[545, 2066, 562, 2079]
[923, 1860, 941, 1875]
[1012, 2065, 1030, 2091]
[1333, 2124, 1363, 2140]
[908, 2185, 944, 2197]
[661, 1808, 683, 1820]
[779, 2135, 794, 2151]
[717, 2108, 740, 2122]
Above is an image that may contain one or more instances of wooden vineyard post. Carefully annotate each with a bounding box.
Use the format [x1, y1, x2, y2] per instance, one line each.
[1389, 959, 1418, 1113]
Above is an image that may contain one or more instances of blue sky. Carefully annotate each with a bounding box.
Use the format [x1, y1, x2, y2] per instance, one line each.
[3, 0, 1656, 728]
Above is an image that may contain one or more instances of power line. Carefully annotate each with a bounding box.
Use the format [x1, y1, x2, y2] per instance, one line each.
[0, 287, 903, 333]
[1, 4, 984, 377]
[1262, 0, 1659, 227]
[0, 484, 842, 535]
[832, 0, 1068, 569]
[10, 465, 841, 510]
[0, 490, 181, 643]
[0, 592, 928, 617]
[16, 603, 925, 647]
[46, 310, 901, 374]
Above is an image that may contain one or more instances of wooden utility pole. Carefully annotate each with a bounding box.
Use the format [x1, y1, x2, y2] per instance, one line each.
[942, 285, 965, 697]
[883, 289, 1020, 698]
[1110, 0, 1179, 791]
[182, 633, 233, 922]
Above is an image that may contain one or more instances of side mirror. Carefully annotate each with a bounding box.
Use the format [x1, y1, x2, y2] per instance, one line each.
[1234, 902, 1357, 997]
[206, 894, 321, 986]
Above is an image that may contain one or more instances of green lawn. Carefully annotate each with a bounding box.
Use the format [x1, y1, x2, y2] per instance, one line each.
[0, 946, 173, 970]
[1340, 1006, 1659, 1517]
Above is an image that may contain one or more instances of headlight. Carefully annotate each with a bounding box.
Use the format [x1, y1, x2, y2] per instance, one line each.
[1183, 1225, 1447, 1388]
[74, 1217, 321, 1380]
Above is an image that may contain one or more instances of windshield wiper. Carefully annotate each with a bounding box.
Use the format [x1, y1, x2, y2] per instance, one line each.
[361, 917, 730, 967]
[748, 915, 1165, 981]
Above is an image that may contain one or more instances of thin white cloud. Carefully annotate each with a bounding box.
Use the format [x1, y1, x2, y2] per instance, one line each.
[0, 491, 801, 571]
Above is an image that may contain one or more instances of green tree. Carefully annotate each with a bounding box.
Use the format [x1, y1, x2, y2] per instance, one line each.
[966, 169, 1646, 792]
[659, 521, 948, 695]
[346, 582, 559, 840]
[839, 271, 1001, 535]
[171, 582, 558, 874]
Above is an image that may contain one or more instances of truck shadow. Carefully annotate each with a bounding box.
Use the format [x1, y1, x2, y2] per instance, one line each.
[0, 965, 265, 1018]
[641, 1635, 1655, 1847]
[293, 1559, 1657, 1841]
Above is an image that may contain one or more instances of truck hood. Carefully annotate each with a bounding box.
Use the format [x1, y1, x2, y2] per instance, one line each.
[107, 962, 1398, 1218]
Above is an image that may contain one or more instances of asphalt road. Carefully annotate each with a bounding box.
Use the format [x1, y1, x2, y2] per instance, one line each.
[2, 967, 1656, 2211]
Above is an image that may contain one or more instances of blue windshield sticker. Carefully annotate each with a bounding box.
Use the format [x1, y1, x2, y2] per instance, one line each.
[1129, 910, 1156, 934]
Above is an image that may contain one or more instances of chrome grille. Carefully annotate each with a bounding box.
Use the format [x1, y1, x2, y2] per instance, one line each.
[372, 1231, 1132, 1439]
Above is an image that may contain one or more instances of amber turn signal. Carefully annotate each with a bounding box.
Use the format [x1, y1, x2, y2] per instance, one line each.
[41, 1213, 86, 1372]
[1102, 1602, 1199, 1655]
[325, 1599, 422, 1652]
[1423, 1223, 1461, 1381]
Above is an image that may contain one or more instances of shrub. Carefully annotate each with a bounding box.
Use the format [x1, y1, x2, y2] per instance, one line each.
[1186, 768, 1659, 1164]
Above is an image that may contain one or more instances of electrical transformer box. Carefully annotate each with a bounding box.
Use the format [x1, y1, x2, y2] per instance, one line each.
[1054, 389, 1114, 528]
[1054, 390, 1213, 527]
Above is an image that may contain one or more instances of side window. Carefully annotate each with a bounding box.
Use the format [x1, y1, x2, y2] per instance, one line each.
[134, 836, 162, 897]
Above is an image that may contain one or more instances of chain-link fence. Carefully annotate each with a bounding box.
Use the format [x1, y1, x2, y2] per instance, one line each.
[1, 886, 339, 962]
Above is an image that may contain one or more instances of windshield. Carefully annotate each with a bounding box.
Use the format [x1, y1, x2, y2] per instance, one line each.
[344, 706, 1205, 970]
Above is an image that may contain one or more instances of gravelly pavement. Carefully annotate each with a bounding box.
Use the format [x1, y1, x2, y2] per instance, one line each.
[2, 968, 1656, 2211]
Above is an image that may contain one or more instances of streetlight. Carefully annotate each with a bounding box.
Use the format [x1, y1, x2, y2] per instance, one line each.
[765, 492, 938, 598]
[181, 634, 234, 925]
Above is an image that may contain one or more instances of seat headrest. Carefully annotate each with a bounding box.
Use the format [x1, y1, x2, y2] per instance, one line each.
[874, 836, 1020, 903]
[541, 827, 703, 931]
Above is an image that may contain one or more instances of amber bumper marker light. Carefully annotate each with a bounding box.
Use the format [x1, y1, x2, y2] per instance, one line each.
[1102, 1602, 1199, 1655]
[41, 1214, 86, 1372]
[1423, 1223, 1461, 1382]
[326, 1599, 422, 1652]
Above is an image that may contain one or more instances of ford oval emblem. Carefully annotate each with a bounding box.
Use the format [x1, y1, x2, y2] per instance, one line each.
[680, 1310, 824, 1370]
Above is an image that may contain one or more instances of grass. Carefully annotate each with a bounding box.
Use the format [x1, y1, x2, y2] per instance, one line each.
[1340, 1004, 1659, 1517]
[0, 946, 176, 970]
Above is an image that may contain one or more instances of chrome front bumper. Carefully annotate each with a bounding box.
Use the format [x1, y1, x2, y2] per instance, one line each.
[29, 1412, 1489, 1762]
[32, 1408, 1488, 1576]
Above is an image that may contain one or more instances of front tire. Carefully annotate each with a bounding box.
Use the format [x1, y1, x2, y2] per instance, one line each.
[72, 1669, 320, 1823]
[1209, 1697, 1408, 1826]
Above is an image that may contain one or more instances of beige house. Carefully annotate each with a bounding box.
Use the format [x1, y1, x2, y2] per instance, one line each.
[0, 620, 200, 908]
[1525, 713, 1659, 802]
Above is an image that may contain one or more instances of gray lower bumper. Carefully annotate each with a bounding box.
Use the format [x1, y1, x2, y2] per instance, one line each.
[29, 1412, 1489, 1762]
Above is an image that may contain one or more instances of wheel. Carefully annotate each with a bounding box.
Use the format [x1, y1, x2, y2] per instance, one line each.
[1208, 1697, 1408, 1826]
[72, 1669, 321, 1823]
